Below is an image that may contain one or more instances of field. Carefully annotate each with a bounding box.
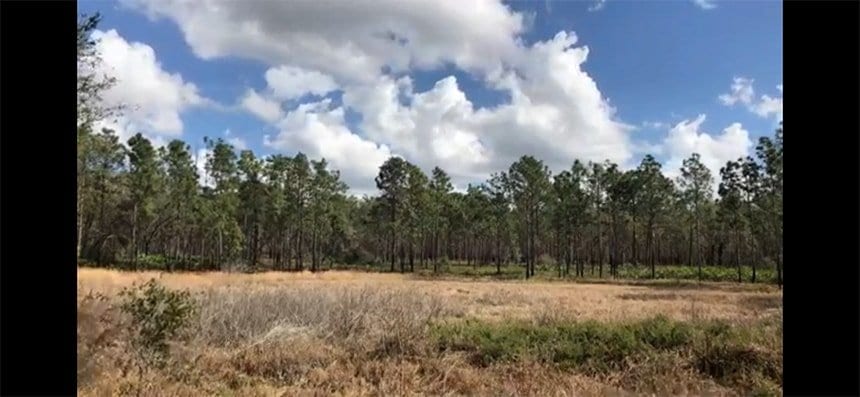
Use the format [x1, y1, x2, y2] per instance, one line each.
[78, 267, 782, 396]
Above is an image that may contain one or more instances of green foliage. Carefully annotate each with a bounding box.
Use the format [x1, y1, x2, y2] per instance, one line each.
[433, 316, 781, 391]
[615, 265, 778, 283]
[433, 316, 691, 372]
[118, 279, 197, 367]
[121, 255, 204, 272]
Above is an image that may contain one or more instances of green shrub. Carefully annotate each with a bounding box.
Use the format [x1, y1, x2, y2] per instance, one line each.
[629, 315, 693, 349]
[432, 318, 690, 373]
[130, 254, 169, 271]
[615, 265, 777, 283]
[118, 278, 197, 368]
[433, 315, 781, 387]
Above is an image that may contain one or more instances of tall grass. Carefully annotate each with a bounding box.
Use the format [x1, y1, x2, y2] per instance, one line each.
[78, 272, 782, 396]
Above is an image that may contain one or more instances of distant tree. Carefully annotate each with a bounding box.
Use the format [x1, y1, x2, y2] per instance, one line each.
[586, 161, 612, 278]
[158, 140, 199, 269]
[428, 167, 453, 271]
[237, 150, 266, 268]
[636, 155, 674, 278]
[79, 128, 126, 264]
[376, 157, 410, 272]
[77, 13, 121, 260]
[506, 156, 552, 278]
[402, 164, 429, 272]
[677, 153, 714, 281]
[718, 159, 745, 282]
[485, 172, 512, 275]
[77, 13, 119, 132]
[127, 133, 163, 267]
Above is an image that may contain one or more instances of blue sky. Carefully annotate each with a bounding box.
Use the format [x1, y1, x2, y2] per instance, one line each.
[80, 0, 782, 194]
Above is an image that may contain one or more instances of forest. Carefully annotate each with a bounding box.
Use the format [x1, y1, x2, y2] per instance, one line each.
[77, 14, 783, 285]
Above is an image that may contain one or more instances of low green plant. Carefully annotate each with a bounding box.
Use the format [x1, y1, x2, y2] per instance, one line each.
[432, 315, 781, 392]
[118, 278, 197, 369]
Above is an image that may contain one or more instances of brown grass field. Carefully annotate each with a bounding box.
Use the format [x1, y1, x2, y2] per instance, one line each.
[78, 268, 782, 396]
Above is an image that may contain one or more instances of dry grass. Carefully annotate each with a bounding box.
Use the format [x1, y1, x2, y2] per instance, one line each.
[77, 268, 781, 396]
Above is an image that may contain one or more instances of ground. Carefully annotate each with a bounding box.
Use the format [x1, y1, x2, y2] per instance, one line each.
[77, 268, 783, 396]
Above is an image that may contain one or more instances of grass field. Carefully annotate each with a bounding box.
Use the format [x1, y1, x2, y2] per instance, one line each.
[78, 267, 782, 396]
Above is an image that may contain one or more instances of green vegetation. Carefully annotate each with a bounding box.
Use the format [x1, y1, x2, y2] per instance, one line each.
[118, 279, 197, 367]
[433, 315, 782, 394]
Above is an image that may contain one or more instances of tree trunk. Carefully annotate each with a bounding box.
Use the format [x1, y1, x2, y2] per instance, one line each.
[131, 203, 138, 269]
[631, 218, 637, 267]
[409, 238, 415, 272]
[647, 218, 655, 279]
[77, 181, 84, 261]
[218, 228, 223, 271]
[735, 229, 742, 283]
[688, 222, 694, 269]
[776, 236, 782, 289]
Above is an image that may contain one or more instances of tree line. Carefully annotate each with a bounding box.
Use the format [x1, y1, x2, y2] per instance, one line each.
[78, 14, 782, 285]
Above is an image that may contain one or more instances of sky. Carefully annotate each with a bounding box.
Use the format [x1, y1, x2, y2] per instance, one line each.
[80, 0, 783, 196]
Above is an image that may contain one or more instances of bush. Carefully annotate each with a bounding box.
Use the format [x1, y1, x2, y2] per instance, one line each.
[615, 265, 778, 283]
[432, 318, 684, 372]
[118, 278, 197, 368]
[132, 254, 169, 271]
[432, 315, 780, 385]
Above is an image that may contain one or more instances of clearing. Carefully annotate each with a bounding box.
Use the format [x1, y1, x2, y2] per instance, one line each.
[78, 268, 782, 396]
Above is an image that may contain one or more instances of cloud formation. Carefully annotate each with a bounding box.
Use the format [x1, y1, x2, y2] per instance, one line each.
[718, 77, 783, 120]
[91, 29, 208, 146]
[661, 114, 751, 182]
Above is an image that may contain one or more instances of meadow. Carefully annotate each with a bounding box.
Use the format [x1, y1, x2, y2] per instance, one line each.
[77, 267, 782, 396]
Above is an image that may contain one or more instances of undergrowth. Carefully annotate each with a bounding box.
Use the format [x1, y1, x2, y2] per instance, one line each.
[432, 315, 782, 395]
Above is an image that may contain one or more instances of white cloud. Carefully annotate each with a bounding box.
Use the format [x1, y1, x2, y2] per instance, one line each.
[752, 95, 782, 118]
[718, 77, 754, 106]
[719, 77, 783, 120]
[588, 0, 607, 12]
[125, 0, 527, 84]
[692, 0, 717, 10]
[91, 29, 208, 142]
[240, 89, 283, 123]
[265, 65, 338, 100]
[341, 31, 634, 188]
[661, 115, 751, 183]
[126, 0, 638, 193]
[263, 99, 393, 194]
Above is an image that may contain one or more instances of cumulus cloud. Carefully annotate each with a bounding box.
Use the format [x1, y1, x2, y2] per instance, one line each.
[240, 89, 283, 123]
[91, 29, 208, 146]
[692, 0, 717, 10]
[718, 77, 783, 120]
[752, 95, 783, 118]
[124, 0, 641, 192]
[339, 31, 634, 187]
[263, 99, 393, 194]
[265, 65, 338, 100]
[661, 115, 751, 183]
[718, 77, 755, 106]
[588, 0, 607, 12]
[124, 0, 527, 84]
